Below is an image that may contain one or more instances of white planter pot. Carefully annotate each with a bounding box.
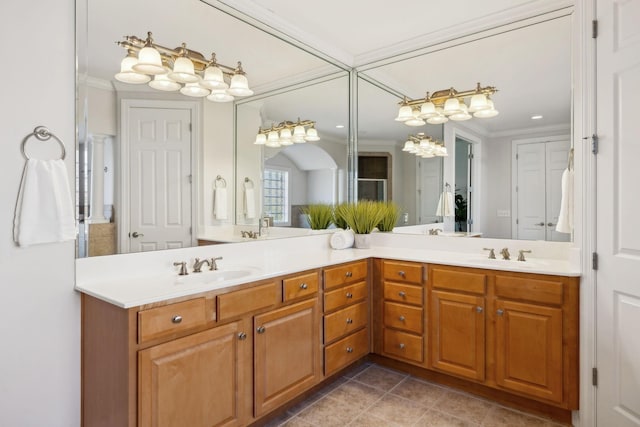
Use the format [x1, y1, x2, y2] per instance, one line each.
[353, 233, 371, 249]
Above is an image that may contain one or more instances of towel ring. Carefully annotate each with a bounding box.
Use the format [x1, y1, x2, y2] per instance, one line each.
[21, 126, 66, 160]
[244, 177, 254, 189]
[215, 175, 227, 188]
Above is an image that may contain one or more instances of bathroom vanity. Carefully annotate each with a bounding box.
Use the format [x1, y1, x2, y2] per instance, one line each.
[77, 234, 579, 426]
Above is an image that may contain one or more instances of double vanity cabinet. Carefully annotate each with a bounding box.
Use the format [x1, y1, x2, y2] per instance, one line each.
[81, 256, 579, 426]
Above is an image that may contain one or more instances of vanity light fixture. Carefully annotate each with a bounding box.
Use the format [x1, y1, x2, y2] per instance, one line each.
[395, 82, 499, 126]
[402, 133, 448, 158]
[254, 119, 320, 147]
[115, 32, 253, 102]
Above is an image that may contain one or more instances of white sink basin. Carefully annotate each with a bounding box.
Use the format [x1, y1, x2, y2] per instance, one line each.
[173, 266, 260, 287]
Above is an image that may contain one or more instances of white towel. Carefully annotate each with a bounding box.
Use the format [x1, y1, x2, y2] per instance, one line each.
[435, 191, 454, 217]
[244, 188, 256, 219]
[14, 159, 76, 247]
[556, 168, 574, 233]
[330, 229, 355, 250]
[213, 187, 228, 220]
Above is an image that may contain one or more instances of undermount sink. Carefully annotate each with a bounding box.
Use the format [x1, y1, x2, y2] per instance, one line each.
[462, 256, 550, 269]
[174, 266, 260, 287]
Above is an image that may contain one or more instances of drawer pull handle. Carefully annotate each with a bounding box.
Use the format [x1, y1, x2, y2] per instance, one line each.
[172, 315, 183, 324]
[238, 332, 247, 340]
[346, 292, 353, 299]
[399, 343, 405, 349]
[476, 306, 483, 313]
[345, 271, 353, 278]
[398, 270, 406, 277]
[346, 318, 353, 324]
[399, 315, 406, 322]
[256, 326, 266, 334]
[299, 283, 308, 290]
[346, 347, 354, 353]
[497, 309, 504, 316]
[398, 291, 406, 298]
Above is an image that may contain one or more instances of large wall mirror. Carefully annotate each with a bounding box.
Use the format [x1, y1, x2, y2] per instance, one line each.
[357, 12, 573, 241]
[77, 0, 346, 257]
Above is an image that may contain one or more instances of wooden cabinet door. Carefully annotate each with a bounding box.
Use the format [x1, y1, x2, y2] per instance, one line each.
[138, 321, 248, 427]
[495, 300, 563, 403]
[431, 290, 485, 381]
[254, 298, 320, 417]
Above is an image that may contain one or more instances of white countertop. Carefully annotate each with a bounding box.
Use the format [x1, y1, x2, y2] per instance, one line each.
[76, 233, 581, 309]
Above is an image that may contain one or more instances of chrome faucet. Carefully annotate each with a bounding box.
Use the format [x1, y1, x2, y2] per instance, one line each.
[517, 249, 532, 262]
[192, 258, 211, 273]
[240, 230, 258, 239]
[173, 261, 188, 276]
[483, 248, 496, 259]
[500, 248, 511, 260]
[210, 256, 223, 270]
[428, 228, 441, 235]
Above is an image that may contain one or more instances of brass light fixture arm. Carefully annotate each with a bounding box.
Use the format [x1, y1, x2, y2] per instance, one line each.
[256, 119, 316, 135]
[399, 82, 498, 107]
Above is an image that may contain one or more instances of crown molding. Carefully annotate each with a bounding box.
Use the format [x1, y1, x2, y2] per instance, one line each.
[86, 76, 115, 91]
[489, 123, 571, 139]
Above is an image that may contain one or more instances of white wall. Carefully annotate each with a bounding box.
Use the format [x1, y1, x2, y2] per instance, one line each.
[88, 84, 117, 135]
[0, 0, 80, 425]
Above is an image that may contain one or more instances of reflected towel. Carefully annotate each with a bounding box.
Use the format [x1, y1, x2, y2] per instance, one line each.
[14, 159, 76, 247]
[213, 187, 228, 220]
[556, 167, 574, 233]
[435, 191, 454, 217]
[244, 188, 256, 219]
[330, 229, 355, 250]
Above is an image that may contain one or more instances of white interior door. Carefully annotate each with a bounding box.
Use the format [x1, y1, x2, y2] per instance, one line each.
[516, 143, 546, 239]
[418, 157, 442, 224]
[596, 0, 640, 425]
[128, 106, 192, 253]
[545, 140, 571, 242]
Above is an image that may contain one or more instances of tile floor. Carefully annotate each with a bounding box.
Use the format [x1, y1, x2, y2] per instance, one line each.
[263, 363, 568, 427]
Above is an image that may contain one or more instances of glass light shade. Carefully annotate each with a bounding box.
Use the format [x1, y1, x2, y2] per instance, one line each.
[395, 105, 413, 122]
[419, 138, 432, 149]
[201, 65, 229, 89]
[227, 73, 254, 96]
[266, 132, 280, 147]
[180, 83, 210, 97]
[427, 109, 448, 124]
[305, 128, 320, 141]
[293, 125, 306, 138]
[402, 140, 415, 152]
[207, 89, 234, 103]
[450, 104, 472, 121]
[405, 109, 426, 126]
[279, 128, 292, 141]
[254, 133, 267, 145]
[132, 46, 165, 75]
[418, 101, 437, 119]
[468, 93, 489, 112]
[473, 99, 499, 118]
[149, 72, 181, 91]
[115, 56, 151, 84]
[435, 145, 448, 156]
[279, 139, 294, 146]
[443, 96, 462, 115]
[420, 152, 435, 158]
[293, 135, 306, 143]
[168, 57, 199, 83]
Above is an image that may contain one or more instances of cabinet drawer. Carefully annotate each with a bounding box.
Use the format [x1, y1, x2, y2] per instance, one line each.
[217, 282, 278, 321]
[431, 267, 486, 294]
[383, 260, 423, 284]
[138, 298, 207, 344]
[324, 301, 368, 343]
[283, 272, 319, 302]
[383, 328, 423, 363]
[324, 261, 368, 290]
[324, 281, 367, 312]
[384, 282, 423, 306]
[325, 328, 369, 376]
[383, 301, 423, 334]
[495, 275, 563, 305]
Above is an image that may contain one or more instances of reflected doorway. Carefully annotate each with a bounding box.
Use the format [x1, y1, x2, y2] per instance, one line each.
[455, 137, 473, 232]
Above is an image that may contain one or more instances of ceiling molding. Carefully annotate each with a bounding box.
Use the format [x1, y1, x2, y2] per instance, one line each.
[86, 76, 115, 91]
[489, 123, 571, 139]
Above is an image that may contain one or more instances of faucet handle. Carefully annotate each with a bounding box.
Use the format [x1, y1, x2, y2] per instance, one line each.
[483, 248, 496, 259]
[517, 249, 532, 262]
[173, 261, 188, 276]
[500, 247, 511, 260]
[210, 256, 223, 271]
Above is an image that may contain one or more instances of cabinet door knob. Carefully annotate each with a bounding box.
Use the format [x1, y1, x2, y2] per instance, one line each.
[346, 292, 353, 299]
[256, 326, 266, 334]
[346, 318, 353, 324]
[497, 309, 504, 316]
[237, 332, 247, 340]
[171, 315, 182, 324]
[398, 291, 406, 298]
[398, 270, 406, 277]
[399, 343, 406, 349]
[345, 271, 353, 278]
[399, 315, 406, 322]
[346, 347, 354, 353]
[476, 307, 483, 313]
[299, 283, 308, 290]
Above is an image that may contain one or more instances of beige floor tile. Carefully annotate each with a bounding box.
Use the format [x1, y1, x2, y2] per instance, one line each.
[286, 391, 325, 416]
[342, 362, 373, 379]
[435, 391, 493, 425]
[317, 376, 350, 395]
[348, 412, 403, 427]
[327, 380, 385, 411]
[367, 394, 427, 425]
[482, 406, 563, 427]
[390, 377, 447, 407]
[296, 395, 361, 427]
[415, 409, 479, 427]
[279, 416, 316, 427]
[353, 365, 407, 391]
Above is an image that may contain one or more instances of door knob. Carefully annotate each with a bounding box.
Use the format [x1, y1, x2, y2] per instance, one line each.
[535, 222, 545, 226]
[129, 231, 144, 238]
[547, 222, 555, 227]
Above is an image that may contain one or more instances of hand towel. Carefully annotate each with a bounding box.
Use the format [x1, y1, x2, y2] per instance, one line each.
[330, 229, 355, 250]
[556, 167, 574, 233]
[213, 187, 228, 220]
[435, 191, 454, 217]
[244, 188, 256, 219]
[14, 159, 76, 247]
